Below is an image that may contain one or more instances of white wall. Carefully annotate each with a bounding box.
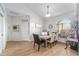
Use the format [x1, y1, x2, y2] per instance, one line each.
[7, 16, 21, 41]
[7, 15, 31, 41]
[6, 5, 43, 41]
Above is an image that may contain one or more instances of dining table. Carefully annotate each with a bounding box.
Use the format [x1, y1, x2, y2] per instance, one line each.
[39, 35, 52, 47]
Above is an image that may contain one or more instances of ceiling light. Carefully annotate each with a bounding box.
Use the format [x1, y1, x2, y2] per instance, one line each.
[45, 13, 51, 17]
[45, 5, 51, 17]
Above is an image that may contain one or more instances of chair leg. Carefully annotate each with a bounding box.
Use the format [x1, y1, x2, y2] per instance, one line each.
[34, 42, 35, 48]
[52, 42, 54, 46]
[44, 42, 46, 48]
[55, 41, 56, 45]
[38, 45, 40, 51]
[50, 43, 52, 48]
[47, 43, 49, 47]
[55, 41, 57, 45]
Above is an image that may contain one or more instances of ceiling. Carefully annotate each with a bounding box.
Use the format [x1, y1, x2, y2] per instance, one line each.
[4, 3, 76, 18]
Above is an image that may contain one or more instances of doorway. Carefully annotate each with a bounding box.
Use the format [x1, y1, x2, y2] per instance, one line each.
[58, 20, 71, 38]
[21, 16, 30, 41]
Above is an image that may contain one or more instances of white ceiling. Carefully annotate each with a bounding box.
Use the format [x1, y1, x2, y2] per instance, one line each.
[4, 3, 76, 18]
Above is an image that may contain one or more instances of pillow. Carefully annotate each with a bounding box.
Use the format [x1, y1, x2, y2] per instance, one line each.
[70, 31, 77, 39]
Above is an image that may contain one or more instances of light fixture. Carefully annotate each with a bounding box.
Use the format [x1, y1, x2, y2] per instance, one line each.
[45, 5, 51, 17]
[45, 13, 51, 17]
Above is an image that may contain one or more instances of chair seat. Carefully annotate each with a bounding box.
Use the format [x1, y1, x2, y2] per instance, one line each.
[48, 40, 54, 43]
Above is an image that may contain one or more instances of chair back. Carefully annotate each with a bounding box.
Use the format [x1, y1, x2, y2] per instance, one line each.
[33, 34, 41, 44]
[50, 33, 55, 42]
[54, 32, 59, 41]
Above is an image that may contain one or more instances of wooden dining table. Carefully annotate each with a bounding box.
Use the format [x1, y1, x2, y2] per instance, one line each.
[39, 35, 51, 47]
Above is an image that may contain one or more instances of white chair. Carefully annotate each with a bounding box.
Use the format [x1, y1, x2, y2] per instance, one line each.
[54, 32, 59, 45]
[47, 33, 55, 48]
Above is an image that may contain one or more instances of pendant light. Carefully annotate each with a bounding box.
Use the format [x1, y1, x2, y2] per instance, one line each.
[45, 5, 51, 17]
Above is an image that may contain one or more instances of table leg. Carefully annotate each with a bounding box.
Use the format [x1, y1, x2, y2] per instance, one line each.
[65, 41, 68, 49]
[46, 40, 47, 47]
[44, 40, 47, 48]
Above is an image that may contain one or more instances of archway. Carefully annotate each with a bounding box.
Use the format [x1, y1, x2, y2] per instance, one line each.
[57, 19, 71, 38]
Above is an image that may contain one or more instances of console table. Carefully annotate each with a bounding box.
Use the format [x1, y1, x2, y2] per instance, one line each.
[65, 37, 78, 51]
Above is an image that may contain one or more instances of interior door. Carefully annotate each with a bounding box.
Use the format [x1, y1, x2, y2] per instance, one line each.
[0, 13, 3, 53]
[21, 19, 30, 41]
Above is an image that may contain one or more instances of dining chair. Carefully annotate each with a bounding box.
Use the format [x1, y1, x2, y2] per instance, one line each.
[33, 34, 46, 51]
[54, 32, 59, 45]
[47, 34, 55, 48]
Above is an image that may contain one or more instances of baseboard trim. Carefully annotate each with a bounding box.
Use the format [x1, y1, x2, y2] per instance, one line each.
[7, 40, 33, 42]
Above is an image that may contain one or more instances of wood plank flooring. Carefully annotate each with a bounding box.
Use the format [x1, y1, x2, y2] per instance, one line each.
[0, 41, 78, 56]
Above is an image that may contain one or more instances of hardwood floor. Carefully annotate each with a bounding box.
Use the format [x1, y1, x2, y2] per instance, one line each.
[0, 41, 78, 56]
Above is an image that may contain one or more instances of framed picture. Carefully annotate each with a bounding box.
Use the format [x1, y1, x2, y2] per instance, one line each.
[48, 24, 53, 29]
[13, 25, 19, 32]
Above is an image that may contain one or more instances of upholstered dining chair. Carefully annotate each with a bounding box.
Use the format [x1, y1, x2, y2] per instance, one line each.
[54, 32, 59, 45]
[47, 34, 55, 48]
[33, 34, 46, 51]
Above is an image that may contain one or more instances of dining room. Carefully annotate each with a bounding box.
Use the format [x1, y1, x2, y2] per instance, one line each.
[0, 3, 78, 56]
